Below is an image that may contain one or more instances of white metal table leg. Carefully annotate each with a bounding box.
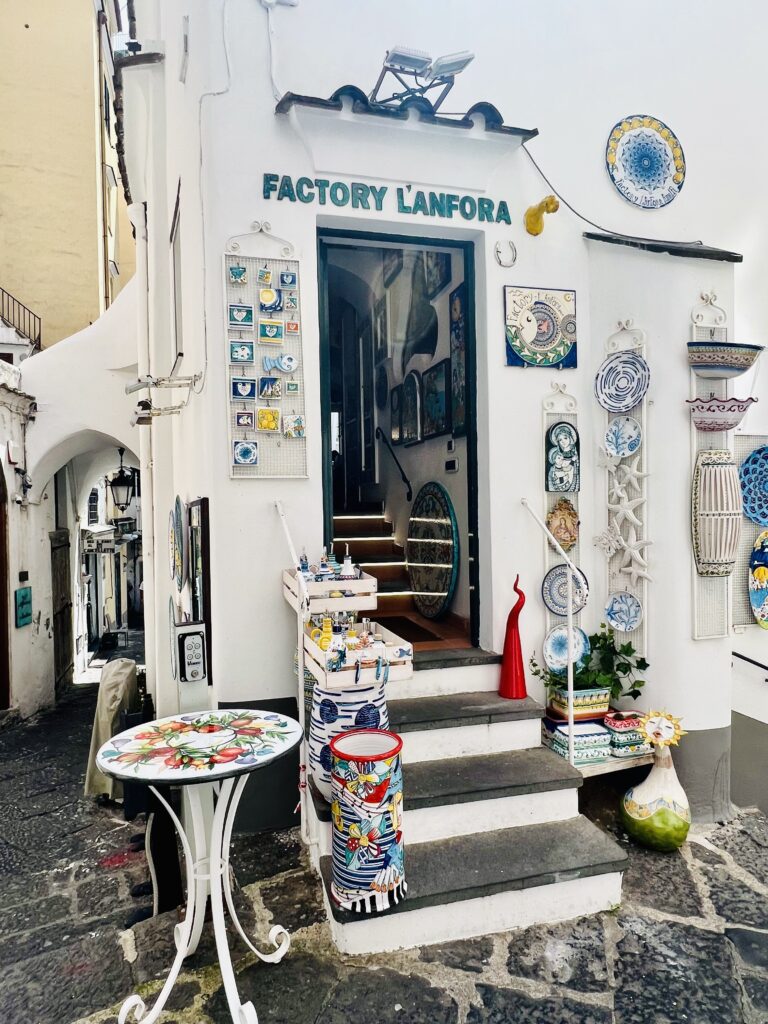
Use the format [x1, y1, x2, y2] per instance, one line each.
[117, 785, 205, 1024]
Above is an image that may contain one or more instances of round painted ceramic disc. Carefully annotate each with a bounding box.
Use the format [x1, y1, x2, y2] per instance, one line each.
[604, 591, 643, 632]
[594, 351, 650, 413]
[604, 416, 642, 457]
[173, 495, 187, 590]
[542, 625, 591, 675]
[605, 114, 685, 209]
[740, 445, 768, 526]
[406, 482, 459, 619]
[541, 564, 589, 616]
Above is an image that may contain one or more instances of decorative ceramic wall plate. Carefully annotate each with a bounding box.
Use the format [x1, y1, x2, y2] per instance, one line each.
[168, 512, 176, 581]
[749, 531, 768, 629]
[546, 498, 579, 553]
[233, 440, 259, 466]
[541, 564, 589, 616]
[604, 416, 642, 457]
[605, 114, 685, 209]
[545, 421, 580, 493]
[604, 591, 643, 632]
[686, 395, 757, 431]
[740, 445, 768, 526]
[687, 342, 763, 380]
[504, 287, 577, 368]
[594, 351, 650, 413]
[542, 625, 590, 675]
[173, 495, 187, 590]
[406, 482, 459, 619]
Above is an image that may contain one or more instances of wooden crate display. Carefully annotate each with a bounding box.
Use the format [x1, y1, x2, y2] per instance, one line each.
[303, 621, 413, 689]
[282, 568, 378, 613]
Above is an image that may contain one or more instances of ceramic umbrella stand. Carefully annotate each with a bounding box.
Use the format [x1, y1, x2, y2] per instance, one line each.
[329, 729, 406, 914]
[621, 712, 690, 851]
[308, 680, 389, 800]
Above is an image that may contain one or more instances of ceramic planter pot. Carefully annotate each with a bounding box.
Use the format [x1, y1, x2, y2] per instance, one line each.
[550, 686, 611, 720]
[308, 680, 389, 800]
[621, 745, 691, 851]
[329, 729, 406, 914]
[686, 394, 757, 431]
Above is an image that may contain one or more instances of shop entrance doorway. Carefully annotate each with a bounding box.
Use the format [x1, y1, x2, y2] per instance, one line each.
[319, 231, 479, 650]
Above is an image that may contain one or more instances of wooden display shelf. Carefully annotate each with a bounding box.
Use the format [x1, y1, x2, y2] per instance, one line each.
[282, 568, 378, 613]
[303, 620, 413, 690]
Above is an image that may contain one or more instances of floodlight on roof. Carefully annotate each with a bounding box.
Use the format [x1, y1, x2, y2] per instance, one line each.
[369, 45, 475, 111]
[383, 46, 432, 74]
[422, 51, 475, 82]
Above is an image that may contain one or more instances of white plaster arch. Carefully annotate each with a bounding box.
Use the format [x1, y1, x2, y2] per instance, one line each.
[19, 280, 139, 500]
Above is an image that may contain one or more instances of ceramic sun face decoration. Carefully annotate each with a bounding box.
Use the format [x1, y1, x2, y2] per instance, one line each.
[621, 711, 690, 852]
[546, 498, 579, 553]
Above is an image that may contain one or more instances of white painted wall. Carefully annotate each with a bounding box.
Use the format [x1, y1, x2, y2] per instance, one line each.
[117, 0, 760, 773]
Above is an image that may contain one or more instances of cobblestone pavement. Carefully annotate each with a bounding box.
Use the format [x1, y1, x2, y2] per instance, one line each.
[1, 688, 767, 1024]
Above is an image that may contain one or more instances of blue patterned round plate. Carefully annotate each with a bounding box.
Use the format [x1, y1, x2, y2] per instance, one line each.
[604, 416, 642, 457]
[594, 351, 650, 413]
[604, 592, 643, 632]
[605, 114, 685, 209]
[739, 445, 768, 526]
[541, 564, 589, 616]
[543, 625, 591, 676]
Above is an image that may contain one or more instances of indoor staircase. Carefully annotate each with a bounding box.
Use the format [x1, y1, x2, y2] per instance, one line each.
[332, 507, 415, 613]
[307, 663, 628, 954]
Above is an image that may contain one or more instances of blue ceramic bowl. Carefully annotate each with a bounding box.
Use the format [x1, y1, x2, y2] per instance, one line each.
[687, 341, 763, 380]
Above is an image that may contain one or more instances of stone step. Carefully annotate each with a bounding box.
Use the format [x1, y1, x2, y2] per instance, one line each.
[333, 515, 393, 538]
[389, 691, 544, 762]
[318, 815, 627, 954]
[308, 747, 582, 853]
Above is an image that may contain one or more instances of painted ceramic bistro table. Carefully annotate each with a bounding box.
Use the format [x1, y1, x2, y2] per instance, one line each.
[97, 708, 303, 1024]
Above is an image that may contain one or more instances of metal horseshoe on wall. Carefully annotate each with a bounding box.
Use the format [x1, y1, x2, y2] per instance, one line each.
[494, 240, 517, 268]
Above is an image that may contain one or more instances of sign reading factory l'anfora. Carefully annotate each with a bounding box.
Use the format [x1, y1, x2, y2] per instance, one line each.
[263, 173, 512, 224]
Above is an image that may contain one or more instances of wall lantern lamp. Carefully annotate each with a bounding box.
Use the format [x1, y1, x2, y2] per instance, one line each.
[109, 448, 134, 512]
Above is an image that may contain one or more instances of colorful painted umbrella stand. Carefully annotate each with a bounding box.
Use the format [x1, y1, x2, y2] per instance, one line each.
[329, 729, 406, 914]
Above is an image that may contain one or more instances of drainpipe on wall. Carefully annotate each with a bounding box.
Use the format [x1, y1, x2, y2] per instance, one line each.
[128, 202, 157, 704]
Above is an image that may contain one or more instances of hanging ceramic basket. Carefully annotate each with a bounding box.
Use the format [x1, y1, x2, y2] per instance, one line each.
[686, 395, 757, 431]
[691, 449, 742, 577]
[686, 342, 763, 380]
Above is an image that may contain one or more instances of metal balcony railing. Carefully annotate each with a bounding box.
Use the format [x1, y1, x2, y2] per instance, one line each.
[0, 287, 41, 348]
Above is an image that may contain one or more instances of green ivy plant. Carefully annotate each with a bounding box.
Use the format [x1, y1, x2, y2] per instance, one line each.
[529, 623, 648, 702]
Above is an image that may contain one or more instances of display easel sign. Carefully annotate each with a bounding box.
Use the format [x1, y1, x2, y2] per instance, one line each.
[15, 586, 32, 628]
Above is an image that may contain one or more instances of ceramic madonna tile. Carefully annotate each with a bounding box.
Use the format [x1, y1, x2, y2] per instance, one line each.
[545, 421, 580, 492]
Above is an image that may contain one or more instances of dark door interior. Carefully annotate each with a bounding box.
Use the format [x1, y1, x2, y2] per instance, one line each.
[50, 529, 74, 697]
[319, 232, 479, 651]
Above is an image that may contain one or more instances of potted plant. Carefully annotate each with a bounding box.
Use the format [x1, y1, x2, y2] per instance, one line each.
[530, 623, 647, 719]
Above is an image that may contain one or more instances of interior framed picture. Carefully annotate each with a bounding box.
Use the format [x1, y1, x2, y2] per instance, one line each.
[390, 384, 402, 445]
[422, 358, 451, 440]
[449, 283, 467, 437]
[374, 295, 388, 363]
[401, 370, 422, 445]
[424, 250, 451, 299]
[383, 247, 403, 287]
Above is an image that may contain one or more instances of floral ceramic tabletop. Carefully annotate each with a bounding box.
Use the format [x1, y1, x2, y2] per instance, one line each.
[97, 709, 302, 785]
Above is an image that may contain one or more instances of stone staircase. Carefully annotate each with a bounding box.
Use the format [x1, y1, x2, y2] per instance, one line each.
[306, 663, 628, 954]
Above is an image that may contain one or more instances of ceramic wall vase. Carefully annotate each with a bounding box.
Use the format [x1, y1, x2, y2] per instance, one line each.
[686, 395, 757, 432]
[621, 712, 689, 851]
[308, 681, 389, 800]
[329, 729, 406, 913]
[691, 449, 742, 577]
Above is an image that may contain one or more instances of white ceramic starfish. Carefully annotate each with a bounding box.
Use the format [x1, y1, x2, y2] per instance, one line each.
[620, 563, 653, 586]
[607, 496, 646, 531]
[618, 526, 652, 570]
[617, 455, 648, 498]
